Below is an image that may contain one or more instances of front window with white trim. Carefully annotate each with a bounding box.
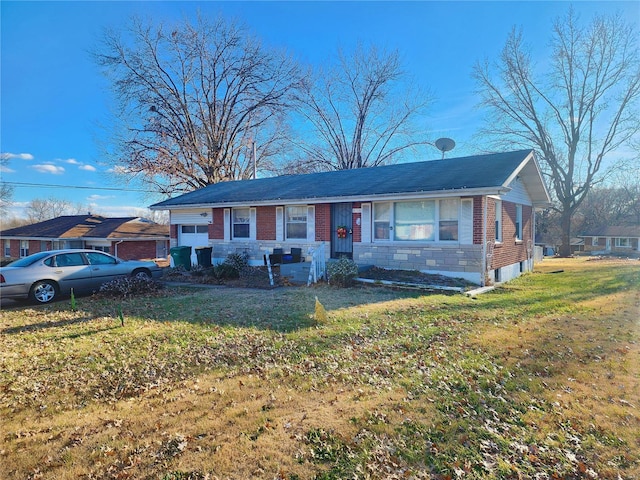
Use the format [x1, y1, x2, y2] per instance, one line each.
[4, 240, 10, 257]
[232, 208, 251, 239]
[373, 199, 460, 242]
[591, 237, 599, 247]
[439, 199, 459, 241]
[20, 240, 29, 257]
[285, 206, 307, 239]
[615, 237, 630, 248]
[495, 200, 503, 243]
[373, 202, 391, 240]
[515, 204, 523, 241]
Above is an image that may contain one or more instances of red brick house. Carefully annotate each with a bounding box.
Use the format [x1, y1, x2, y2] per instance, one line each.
[579, 225, 640, 255]
[150, 150, 551, 285]
[1, 215, 170, 261]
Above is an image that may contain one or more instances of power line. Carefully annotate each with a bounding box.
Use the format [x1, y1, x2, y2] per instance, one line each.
[3, 182, 155, 193]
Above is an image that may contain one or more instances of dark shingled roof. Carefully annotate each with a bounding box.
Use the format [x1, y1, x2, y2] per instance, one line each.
[580, 225, 640, 237]
[0, 215, 169, 239]
[151, 150, 541, 208]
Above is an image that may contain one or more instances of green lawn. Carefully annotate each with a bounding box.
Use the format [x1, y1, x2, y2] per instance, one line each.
[1, 257, 638, 479]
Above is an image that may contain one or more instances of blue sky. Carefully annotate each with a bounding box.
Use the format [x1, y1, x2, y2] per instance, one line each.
[1, 1, 638, 220]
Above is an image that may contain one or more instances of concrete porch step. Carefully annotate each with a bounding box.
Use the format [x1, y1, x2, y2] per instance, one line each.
[280, 262, 311, 284]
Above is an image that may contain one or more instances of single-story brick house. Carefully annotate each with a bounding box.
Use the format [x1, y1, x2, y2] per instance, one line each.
[0, 215, 170, 261]
[150, 150, 551, 285]
[578, 225, 640, 254]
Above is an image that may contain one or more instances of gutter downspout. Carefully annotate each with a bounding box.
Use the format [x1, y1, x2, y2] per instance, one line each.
[114, 240, 124, 258]
[481, 196, 488, 287]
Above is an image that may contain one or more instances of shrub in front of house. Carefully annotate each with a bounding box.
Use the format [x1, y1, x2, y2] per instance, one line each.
[98, 276, 164, 298]
[327, 257, 360, 287]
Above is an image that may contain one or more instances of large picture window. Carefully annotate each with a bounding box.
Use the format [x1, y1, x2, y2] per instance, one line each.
[615, 238, 630, 248]
[232, 208, 251, 239]
[286, 206, 307, 239]
[373, 199, 460, 242]
[395, 201, 436, 241]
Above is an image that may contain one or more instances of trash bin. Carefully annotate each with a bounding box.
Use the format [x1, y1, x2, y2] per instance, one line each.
[195, 247, 212, 268]
[170, 246, 192, 270]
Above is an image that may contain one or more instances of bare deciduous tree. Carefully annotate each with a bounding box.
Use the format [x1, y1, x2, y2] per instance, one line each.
[474, 9, 640, 256]
[96, 15, 302, 195]
[0, 154, 14, 216]
[293, 44, 432, 171]
[26, 198, 84, 224]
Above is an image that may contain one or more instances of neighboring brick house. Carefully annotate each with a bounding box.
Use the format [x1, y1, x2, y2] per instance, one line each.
[579, 226, 640, 254]
[0, 215, 170, 261]
[151, 150, 551, 285]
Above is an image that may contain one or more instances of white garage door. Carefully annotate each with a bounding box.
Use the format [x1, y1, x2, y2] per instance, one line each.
[178, 225, 209, 266]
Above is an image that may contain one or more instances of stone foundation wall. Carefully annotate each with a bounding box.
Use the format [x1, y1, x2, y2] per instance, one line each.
[353, 243, 483, 283]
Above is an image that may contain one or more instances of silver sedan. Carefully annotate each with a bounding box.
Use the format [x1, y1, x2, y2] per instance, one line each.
[0, 249, 163, 304]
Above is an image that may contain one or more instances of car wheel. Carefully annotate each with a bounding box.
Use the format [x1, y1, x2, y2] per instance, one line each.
[30, 280, 58, 304]
[132, 269, 151, 280]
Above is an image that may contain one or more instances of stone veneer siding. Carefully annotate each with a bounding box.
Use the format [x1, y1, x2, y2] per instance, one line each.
[353, 243, 483, 277]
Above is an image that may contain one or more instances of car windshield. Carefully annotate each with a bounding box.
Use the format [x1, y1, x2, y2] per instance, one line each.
[5, 252, 52, 267]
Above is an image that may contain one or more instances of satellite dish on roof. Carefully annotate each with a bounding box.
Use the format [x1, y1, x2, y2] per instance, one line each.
[435, 137, 456, 159]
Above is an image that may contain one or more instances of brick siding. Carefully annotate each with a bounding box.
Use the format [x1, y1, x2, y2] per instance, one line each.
[210, 208, 225, 240]
[257, 206, 276, 240]
[315, 204, 331, 241]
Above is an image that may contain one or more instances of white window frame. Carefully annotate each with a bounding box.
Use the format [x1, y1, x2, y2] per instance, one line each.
[591, 237, 599, 247]
[372, 199, 461, 243]
[285, 205, 308, 240]
[515, 204, 523, 241]
[495, 200, 503, 243]
[20, 240, 29, 257]
[615, 237, 631, 248]
[232, 207, 251, 239]
[373, 202, 391, 240]
[4, 240, 10, 257]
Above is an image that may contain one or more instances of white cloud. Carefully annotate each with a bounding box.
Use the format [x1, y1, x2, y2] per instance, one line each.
[87, 194, 115, 201]
[79, 164, 97, 172]
[108, 165, 131, 174]
[1, 152, 34, 161]
[0, 165, 15, 173]
[65, 158, 81, 165]
[32, 164, 65, 175]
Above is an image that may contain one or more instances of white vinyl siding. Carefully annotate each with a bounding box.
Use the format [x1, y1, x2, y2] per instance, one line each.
[170, 209, 212, 225]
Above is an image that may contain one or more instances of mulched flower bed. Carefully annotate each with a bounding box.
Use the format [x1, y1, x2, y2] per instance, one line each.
[357, 266, 476, 289]
[162, 266, 283, 289]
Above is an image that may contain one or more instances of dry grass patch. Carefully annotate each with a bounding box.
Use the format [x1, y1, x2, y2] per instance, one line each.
[1, 257, 638, 479]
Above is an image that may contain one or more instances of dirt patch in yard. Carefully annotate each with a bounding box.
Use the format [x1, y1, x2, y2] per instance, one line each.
[357, 266, 476, 289]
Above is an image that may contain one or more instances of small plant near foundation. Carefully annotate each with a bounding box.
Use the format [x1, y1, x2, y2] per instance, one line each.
[326, 257, 359, 287]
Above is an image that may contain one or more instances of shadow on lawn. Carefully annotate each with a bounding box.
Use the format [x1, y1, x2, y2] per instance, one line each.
[1, 315, 120, 336]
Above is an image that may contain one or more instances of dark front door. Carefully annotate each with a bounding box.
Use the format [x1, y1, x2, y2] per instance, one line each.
[331, 203, 353, 259]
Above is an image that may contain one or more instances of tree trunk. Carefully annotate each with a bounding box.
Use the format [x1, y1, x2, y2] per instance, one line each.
[558, 210, 572, 257]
